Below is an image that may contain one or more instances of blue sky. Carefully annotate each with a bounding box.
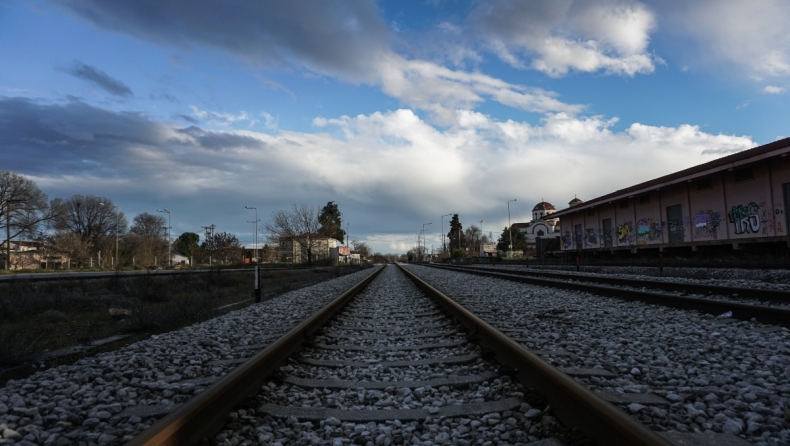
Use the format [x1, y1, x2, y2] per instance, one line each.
[2, 0, 789, 253]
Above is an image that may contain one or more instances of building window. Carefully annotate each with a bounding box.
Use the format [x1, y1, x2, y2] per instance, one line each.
[696, 178, 712, 191]
[734, 167, 754, 183]
[586, 208, 595, 216]
[537, 230, 544, 236]
[639, 195, 650, 204]
[619, 199, 629, 209]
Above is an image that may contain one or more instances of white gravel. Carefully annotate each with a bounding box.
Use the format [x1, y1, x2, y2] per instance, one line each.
[0, 267, 378, 445]
[405, 264, 790, 446]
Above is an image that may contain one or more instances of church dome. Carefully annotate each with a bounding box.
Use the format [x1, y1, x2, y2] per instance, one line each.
[568, 197, 584, 207]
[532, 201, 556, 211]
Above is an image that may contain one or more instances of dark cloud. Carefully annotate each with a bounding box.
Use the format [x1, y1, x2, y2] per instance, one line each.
[64, 61, 133, 97]
[53, 0, 391, 82]
[173, 113, 199, 124]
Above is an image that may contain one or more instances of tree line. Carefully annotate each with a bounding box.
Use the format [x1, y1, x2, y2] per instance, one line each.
[0, 171, 241, 269]
[408, 213, 528, 260]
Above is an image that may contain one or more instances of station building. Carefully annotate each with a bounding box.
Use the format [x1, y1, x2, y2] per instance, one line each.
[550, 137, 790, 253]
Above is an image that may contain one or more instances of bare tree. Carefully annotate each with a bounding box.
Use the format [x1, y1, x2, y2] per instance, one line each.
[464, 225, 482, 255]
[125, 213, 167, 266]
[0, 172, 57, 268]
[264, 204, 321, 264]
[351, 239, 371, 259]
[51, 195, 127, 249]
[203, 232, 241, 264]
[49, 231, 92, 268]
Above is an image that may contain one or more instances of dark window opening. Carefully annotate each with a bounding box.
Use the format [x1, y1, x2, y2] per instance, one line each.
[696, 178, 712, 191]
[619, 199, 629, 209]
[537, 230, 544, 236]
[639, 195, 650, 204]
[734, 167, 754, 183]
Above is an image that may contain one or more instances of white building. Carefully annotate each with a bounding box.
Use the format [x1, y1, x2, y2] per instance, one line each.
[513, 201, 560, 257]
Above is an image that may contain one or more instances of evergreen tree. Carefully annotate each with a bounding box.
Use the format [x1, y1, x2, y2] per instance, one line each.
[318, 201, 345, 241]
[446, 214, 466, 251]
[496, 225, 527, 253]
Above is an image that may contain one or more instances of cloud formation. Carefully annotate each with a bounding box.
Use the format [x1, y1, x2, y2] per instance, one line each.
[0, 96, 758, 251]
[470, 0, 657, 76]
[64, 61, 133, 96]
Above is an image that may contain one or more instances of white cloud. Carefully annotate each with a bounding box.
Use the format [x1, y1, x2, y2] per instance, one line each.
[189, 106, 255, 127]
[660, 0, 790, 80]
[471, 0, 657, 76]
[763, 85, 785, 94]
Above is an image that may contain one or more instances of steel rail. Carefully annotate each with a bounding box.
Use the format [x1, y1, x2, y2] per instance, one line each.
[460, 265, 790, 303]
[0, 266, 339, 283]
[427, 264, 790, 325]
[396, 264, 674, 446]
[499, 261, 790, 270]
[124, 265, 385, 446]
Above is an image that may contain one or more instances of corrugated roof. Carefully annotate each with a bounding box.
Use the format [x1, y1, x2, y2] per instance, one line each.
[551, 136, 790, 218]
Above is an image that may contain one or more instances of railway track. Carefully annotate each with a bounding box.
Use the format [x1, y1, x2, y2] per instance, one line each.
[121, 264, 759, 446]
[428, 264, 790, 326]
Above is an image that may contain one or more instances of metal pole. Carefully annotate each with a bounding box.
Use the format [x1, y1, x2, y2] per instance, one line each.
[254, 265, 261, 303]
[508, 199, 517, 258]
[422, 223, 432, 262]
[480, 220, 483, 256]
[441, 214, 451, 256]
[5, 201, 10, 270]
[157, 208, 171, 266]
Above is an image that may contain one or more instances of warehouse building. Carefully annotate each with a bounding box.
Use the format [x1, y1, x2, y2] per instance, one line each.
[550, 137, 790, 252]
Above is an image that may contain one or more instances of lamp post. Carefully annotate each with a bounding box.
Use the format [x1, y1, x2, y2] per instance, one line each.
[480, 220, 483, 256]
[441, 214, 452, 256]
[100, 203, 119, 267]
[156, 208, 171, 266]
[245, 206, 258, 264]
[507, 199, 517, 259]
[422, 222, 432, 262]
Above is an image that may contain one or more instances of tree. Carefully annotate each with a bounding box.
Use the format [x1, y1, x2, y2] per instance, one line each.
[51, 194, 127, 247]
[125, 213, 168, 266]
[175, 232, 200, 258]
[351, 240, 371, 259]
[49, 231, 92, 268]
[202, 231, 241, 264]
[0, 172, 57, 268]
[446, 214, 465, 252]
[464, 224, 482, 255]
[264, 204, 322, 264]
[318, 201, 345, 242]
[496, 225, 527, 253]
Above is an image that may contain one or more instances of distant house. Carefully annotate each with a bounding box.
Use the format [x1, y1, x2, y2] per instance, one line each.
[0, 241, 67, 270]
[281, 235, 344, 263]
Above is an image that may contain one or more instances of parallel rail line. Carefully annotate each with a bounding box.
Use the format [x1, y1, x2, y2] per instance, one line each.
[428, 264, 790, 325]
[124, 264, 676, 446]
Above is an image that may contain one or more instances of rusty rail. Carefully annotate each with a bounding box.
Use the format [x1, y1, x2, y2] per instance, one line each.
[397, 263, 674, 446]
[124, 265, 384, 446]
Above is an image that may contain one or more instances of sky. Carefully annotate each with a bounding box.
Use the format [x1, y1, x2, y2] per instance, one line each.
[2, 0, 790, 254]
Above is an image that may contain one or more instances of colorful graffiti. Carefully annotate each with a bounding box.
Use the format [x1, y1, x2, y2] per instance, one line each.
[562, 230, 573, 249]
[776, 208, 785, 234]
[728, 202, 760, 235]
[617, 221, 635, 245]
[584, 228, 599, 248]
[635, 218, 663, 244]
[693, 210, 721, 239]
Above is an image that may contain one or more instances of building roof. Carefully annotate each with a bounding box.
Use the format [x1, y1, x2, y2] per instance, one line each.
[512, 222, 531, 229]
[551, 136, 790, 218]
[532, 201, 556, 211]
[568, 197, 583, 206]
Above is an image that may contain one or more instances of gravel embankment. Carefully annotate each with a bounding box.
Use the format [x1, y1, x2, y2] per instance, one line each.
[0, 267, 378, 445]
[211, 265, 576, 446]
[405, 264, 790, 446]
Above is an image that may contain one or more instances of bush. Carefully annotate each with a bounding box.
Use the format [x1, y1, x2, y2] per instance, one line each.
[451, 248, 466, 258]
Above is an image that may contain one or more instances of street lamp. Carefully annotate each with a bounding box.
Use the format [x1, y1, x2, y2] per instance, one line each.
[156, 208, 171, 266]
[422, 222, 432, 262]
[99, 203, 119, 267]
[441, 214, 452, 255]
[507, 199, 517, 259]
[245, 206, 258, 264]
[480, 220, 483, 256]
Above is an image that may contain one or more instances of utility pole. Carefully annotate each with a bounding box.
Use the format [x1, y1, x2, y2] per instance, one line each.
[441, 214, 451, 256]
[245, 206, 258, 264]
[157, 209, 171, 266]
[507, 199, 517, 259]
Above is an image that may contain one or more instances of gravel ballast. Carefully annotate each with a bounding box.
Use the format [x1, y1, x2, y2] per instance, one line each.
[0, 267, 378, 445]
[405, 264, 790, 446]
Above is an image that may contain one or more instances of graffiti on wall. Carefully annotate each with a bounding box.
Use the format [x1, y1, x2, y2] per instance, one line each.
[584, 228, 599, 248]
[617, 221, 635, 245]
[635, 218, 663, 244]
[777, 208, 785, 234]
[693, 210, 721, 239]
[562, 230, 573, 249]
[728, 202, 760, 235]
